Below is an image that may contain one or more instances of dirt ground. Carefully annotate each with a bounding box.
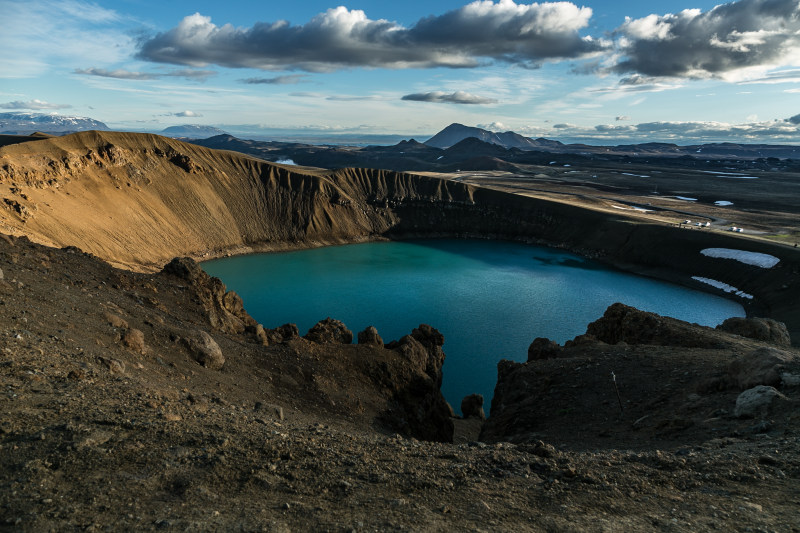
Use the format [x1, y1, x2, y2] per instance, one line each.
[1, 233, 799, 531]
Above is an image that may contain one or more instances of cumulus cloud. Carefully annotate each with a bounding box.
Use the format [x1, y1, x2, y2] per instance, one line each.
[612, 0, 800, 79]
[401, 91, 497, 104]
[477, 121, 508, 131]
[788, 113, 800, 124]
[239, 74, 308, 85]
[75, 67, 215, 80]
[616, 115, 630, 121]
[173, 110, 202, 117]
[0, 99, 72, 110]
[136, 2, 603, 72]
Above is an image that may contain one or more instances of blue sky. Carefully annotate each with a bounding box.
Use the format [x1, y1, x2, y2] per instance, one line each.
[2, 0, 800, 144]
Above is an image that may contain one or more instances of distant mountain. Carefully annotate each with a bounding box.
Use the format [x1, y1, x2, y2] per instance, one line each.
[0, 112, 109, 134]
[425, 123, 563, 150]
[161, 125, 228, 138]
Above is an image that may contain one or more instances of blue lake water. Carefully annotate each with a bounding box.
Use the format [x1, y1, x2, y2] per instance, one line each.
[203, 239, 745, 413]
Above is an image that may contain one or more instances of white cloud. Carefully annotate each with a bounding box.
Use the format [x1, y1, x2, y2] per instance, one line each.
[137, 2, 604, 72]
[612, 0, 800, 80]
[0, 99, 71, 110]
[173, 110, 202, 117]
[75, 67, 215, 81]
[401, 91, 498, 104]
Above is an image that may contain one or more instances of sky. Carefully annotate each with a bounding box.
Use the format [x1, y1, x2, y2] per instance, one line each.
[2, 0, 800, 144]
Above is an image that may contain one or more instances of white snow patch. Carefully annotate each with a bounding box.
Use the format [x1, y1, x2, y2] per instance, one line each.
[622, 172, 650, 178]
[701, 248, 780, 268]
[692, 276, 753, 299]
[720, 175, 759, 179]
[675, 196, 697, 201]
[275, 159, 296, 165]
[611, 205, 652, 213]
[714, 200, 733, 206]
[437, 156, 444, 160]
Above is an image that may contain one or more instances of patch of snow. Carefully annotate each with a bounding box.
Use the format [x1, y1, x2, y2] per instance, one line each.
[675, 196, 697, 201]
[692, 276, 754, 299]
[714, 200, 733, 206]
[563, 164, 571, 167]
[720, 175, 759, 179]
[437, 156, 444, 160]
[621, 173, 650, 178]
[611, 205, 652, 213]
[274, 159, 296, 165]
[701, 248, 780, 268]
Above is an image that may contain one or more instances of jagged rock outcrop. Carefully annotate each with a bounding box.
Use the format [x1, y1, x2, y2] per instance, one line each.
[163, 257, 257, 335]
[379, 324, 453, 442]
[357, 326, 384, 347]
[461, 394, 485, 420]
[305, 318, 353, 344]
[585, 302, 729, 348]
[527, 337, 563, 361]
[717, 317, 791, 347]
[481, 303, 800, 447]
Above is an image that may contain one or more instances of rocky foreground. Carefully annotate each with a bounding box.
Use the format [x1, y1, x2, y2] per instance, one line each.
[1, 233, 799, 531]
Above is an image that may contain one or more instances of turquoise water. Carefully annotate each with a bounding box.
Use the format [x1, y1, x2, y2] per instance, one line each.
[203, 239, 745, 413]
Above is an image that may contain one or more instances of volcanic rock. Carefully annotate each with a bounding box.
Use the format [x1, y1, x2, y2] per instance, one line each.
[735, 386, 789, 418]
[585, 302, 724, 348]
[727, 347, 800, 390]
[461, 394, 485, 420]
[358, 326, 384, 347]
[305, 318, 353, 344]
[717, 317, 791, 347]
[527, 337, 563, 361]
[183, 330, 225, 370]
[163, 257, 256, 335]
[122, 328, 146, 354]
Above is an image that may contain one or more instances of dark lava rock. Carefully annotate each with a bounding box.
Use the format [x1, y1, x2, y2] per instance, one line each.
[527, 337, 563, 361]
[585, 302, 722, 348]
[727, 347, 799, 390]
[358, 326, 384, 347]
[461, 394, 485, 420]
[305, 318, 353, 344]
[717, 317, 791, 347]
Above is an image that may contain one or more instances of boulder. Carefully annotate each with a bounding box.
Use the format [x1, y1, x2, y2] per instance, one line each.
[727, 347, 799, 390]
[183, 330, 225, 370]
[527, 337, 563, 361]
[267, 323, 300, 344]
[104, 312, 128, 329]
[305, 318, 353, 344]
[357, 326, 384, 347]
[717, 317, 791, 347]
[734, 385, 789, 418]
[122, 328, 146, 354]
[461, 394, 486, 420]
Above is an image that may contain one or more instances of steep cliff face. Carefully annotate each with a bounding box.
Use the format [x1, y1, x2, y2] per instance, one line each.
[2, 131, 799, 340]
